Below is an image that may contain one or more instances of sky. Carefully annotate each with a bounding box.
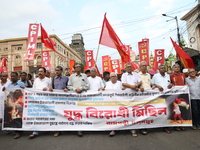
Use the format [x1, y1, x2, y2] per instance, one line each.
[0, 0, 197, 71]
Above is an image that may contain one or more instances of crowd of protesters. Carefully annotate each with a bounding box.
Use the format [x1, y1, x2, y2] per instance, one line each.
[0, 61, 200, 139]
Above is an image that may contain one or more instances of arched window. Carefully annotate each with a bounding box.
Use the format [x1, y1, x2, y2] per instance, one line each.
[15, 55, 22, 66]
[37, 56, 42, 65]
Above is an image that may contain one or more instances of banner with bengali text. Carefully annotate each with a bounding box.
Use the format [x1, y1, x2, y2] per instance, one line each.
[2, 86, 192, 131]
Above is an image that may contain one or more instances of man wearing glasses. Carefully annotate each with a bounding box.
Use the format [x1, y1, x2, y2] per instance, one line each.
[49, 66, 69, 137]
[121, 62, 142, 137]
[67, 63, 89, 137]
[186, 68, 200, 129]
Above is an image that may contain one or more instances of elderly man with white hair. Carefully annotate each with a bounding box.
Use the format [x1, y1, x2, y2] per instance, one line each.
[105, 72, 126, 136]
[87, 67, 104, 91]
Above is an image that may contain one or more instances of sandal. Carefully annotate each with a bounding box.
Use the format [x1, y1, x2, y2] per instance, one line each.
[29, 134, 38, 139]
[131, 131, 137, 137]
[14, 133, 21, 139]
[164, 128, 171, 134]
[6, 130, 12, 134]
[77, 131, 83, 137]
[140, 129, 148, 135]
[109, 131, 115, 137]
[174, 127, 181, 131]
[54, 132, 61, 137]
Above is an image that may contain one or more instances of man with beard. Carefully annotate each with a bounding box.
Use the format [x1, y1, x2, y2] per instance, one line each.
[49, 66, 68, 137]
[3, 72, 25, 139]
[29, 67, 51, 139]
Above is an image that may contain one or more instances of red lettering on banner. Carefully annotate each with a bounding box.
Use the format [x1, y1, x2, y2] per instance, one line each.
[64, 110, 83, 121]
[132, 105, 167, 117]
[25, 24, 39, 61]
[86, 107, 130, 119]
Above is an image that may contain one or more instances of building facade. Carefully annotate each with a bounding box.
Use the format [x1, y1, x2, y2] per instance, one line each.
[181, 3, 200, 51]
[0, 34, 81, 74]
[69, 33, 86, 65]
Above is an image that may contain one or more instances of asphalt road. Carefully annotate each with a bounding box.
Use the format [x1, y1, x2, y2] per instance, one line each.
[0, 126, 200, 150]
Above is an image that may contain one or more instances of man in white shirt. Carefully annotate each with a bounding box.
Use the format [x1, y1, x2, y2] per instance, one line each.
[151, 64, 173, 134]
[88, 67, 104, 91]
[105, 72, 125, 137]
[29, 67, 51, 139]
[121, 62, 142, 137]
[0, 72, 11, 121]
[105, 72, 125, 90]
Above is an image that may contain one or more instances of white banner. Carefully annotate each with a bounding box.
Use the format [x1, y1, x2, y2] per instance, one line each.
[2, 86, 192, 131]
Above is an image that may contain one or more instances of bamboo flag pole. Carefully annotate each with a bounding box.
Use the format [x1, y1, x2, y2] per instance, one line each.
[95, 44, 101, 64]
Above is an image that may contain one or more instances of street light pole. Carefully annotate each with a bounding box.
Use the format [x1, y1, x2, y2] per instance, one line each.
[162, 14, 182, 47]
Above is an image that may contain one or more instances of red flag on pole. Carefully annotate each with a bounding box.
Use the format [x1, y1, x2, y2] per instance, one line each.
[99, 13, 126, 57]
[152, 49, 165, 72]
[138, 39, 150, 66]
[170, 37, 194, 68]
[24, 24, 39, 61]
[69, 60, 75, 75]
[40, 24, 56, 51]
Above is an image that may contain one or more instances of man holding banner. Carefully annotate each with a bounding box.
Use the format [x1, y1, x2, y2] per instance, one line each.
[138, 61, 151, 135]
[49, 66, 69, 137]
[121, 62, 142, 137]
[67, 63, 89, 137]
[88, 67, 104, 91]
[29, 67, 51, 139]
[151, 64, 173, 134]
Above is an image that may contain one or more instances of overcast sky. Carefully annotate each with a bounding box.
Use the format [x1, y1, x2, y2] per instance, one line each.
[0, 0, 197, 70]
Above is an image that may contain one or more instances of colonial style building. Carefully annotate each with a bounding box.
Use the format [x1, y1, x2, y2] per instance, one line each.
[69, 33, 86, 65]
[181, 3, 200, 51]
[0, 34, 81, 74]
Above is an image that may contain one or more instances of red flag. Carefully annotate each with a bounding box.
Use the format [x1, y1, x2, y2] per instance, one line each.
[40, 24, 56, 51]
[170, 37, 194, 68]
[69, 60, 75, 74]
[85, 50, 95, 69]
[102, 55, 112, 73]
[24, 24, 39, 61]
[131, 62, 139, 70]
[42, 51, 51, 71]
[110, 59, 121, 73]
[121, 45, 131, 69]
[138, 39, 150, 66]
[0, 57, 7, 72]
[99, 13, 126, 57]
[152, 49, 165, 72]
